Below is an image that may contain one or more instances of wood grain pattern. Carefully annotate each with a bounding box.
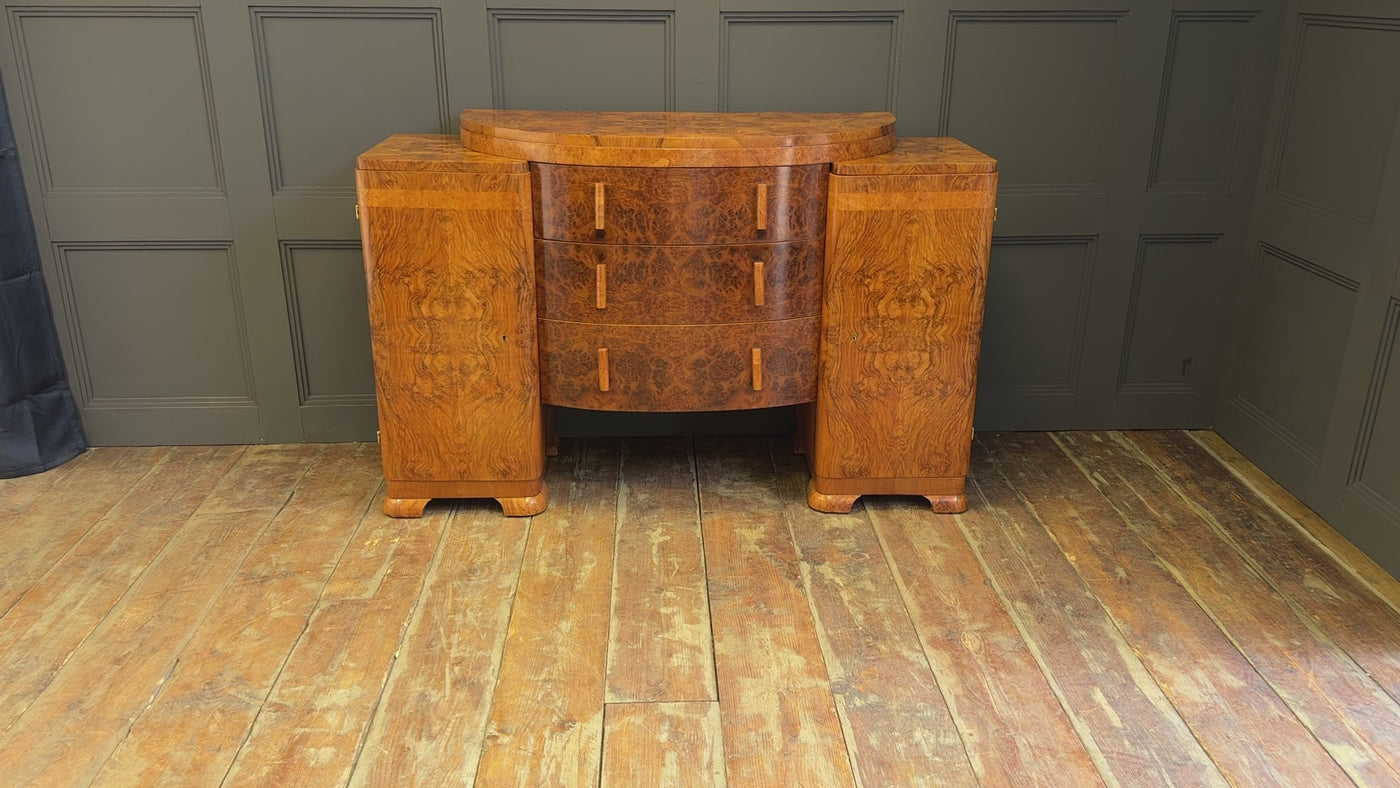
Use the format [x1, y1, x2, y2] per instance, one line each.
[358, 163, 544, 515]
[220, 500, 447, 786]
[535, 239, 822, 325]
[963, 438, 1228, 786]
[993, 432, 1357, 786]
[1191, 430, 1400, 615]
[3, 434, 1400, 783]
[93, 443, 381, 785]
[0, 447, 240, 738]
[1082, 431, 1400, 780]
[351, 501, 529, 786]
[831, 137, 998, 176]
[476, 439, 620, 786]
[771, 447, 980, 787]
[0, 446, 165, 613]
[533, 163, 827, 245]
[696, 437, 856, 788]
[601, 702, 725, 788]
[539, 319, 818, 412]
[809, 164, 996, 507]
[0, 445, 319, 786]
[0, 447, 90, 524]
[358, 133, 528, 173]
[870, 500, 1105, 786]
[607, 438, 716, 704]
[1141, 431, 1400, 701]
[461, 110, 895, 167]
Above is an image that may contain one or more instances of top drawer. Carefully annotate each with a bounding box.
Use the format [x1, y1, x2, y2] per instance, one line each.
[532, 163, 827, 244]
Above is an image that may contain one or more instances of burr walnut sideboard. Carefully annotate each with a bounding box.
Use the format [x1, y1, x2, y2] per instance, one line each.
[355, 111, 997, 518]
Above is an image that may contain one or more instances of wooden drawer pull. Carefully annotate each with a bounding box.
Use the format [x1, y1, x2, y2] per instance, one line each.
[598, 348, 610, 392]
[751, 348, 763, 391]
[594, 183, 606, 231]
[753, 260, 765, 306]
[756, 183, 768, 231]
[596, 264, 607, 309]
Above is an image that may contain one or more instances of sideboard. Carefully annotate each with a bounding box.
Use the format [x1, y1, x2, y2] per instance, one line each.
[355, 111, 997, 517]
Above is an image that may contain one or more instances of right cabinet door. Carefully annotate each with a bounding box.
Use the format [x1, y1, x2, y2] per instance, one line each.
[811, 140, 997, 504]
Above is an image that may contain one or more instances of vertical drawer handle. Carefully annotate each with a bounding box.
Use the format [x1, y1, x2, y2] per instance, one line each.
[598, 348, 610, 392]
[596, 264, 607, 309]
[751, 348, 763, 391]
[753, 260, 765, 306]
[756, 183, 768, 232]
[594, 183, 606, 232]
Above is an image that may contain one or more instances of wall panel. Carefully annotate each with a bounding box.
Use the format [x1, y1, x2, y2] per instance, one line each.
[1117, 235, 1227, 395]
[1148, 13, 1256, 191]
[1268, 15, 1400, 230]
[720, 11, 898, 112]
[941, 11, 1121, 193]
[490, 9, 673, 111]
[57, 243, 249, 403]
[975, 237, 1095, 426]
[1228, 244, 1358, 461]
[253, 8, 449, 196]
[9, 9, 221, 195]
[1349, 300, 1400, 517]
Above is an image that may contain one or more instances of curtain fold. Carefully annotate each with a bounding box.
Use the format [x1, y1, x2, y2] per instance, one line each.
[0, 78, 85, 478]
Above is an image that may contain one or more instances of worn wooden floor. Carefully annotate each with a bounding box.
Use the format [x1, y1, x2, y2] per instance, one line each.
[1, 431, 1399, 786]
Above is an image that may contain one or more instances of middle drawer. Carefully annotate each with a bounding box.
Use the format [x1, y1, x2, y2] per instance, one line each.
[535, 239, 822, 324]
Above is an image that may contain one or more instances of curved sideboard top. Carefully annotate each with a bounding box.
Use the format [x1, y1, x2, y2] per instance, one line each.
[458, 109, 898, 167]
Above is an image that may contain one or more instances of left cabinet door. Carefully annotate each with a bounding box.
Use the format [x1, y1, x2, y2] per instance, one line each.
[357, 163, 545, 517]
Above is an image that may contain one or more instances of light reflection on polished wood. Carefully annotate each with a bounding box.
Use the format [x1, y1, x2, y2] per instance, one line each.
[0, 434, 1396, 785]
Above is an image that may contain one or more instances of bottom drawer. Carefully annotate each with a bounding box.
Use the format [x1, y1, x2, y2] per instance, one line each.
[539, 318, 819, 411]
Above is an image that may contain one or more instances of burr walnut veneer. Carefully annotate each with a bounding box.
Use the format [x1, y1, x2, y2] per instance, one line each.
[356, 112, 997, 517]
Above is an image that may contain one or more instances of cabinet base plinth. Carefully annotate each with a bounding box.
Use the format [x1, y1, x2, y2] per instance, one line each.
[497, 487, 549, 516]
[385, 497, 431, 518]
[807, 483, 859, 513]
[382, 478, 548, 518]
[806, 476, 968, 514]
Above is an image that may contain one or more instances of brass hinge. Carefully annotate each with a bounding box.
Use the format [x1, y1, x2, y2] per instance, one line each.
[355, 204, 360, 220]
[993, 206, 998, 222]
[375, 430, 380, 443]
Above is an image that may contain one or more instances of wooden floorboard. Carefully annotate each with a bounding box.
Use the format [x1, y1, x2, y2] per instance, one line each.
[0, 444, 318, 785]
[350, 501, 529, 786]
[475, 439, 621, 787]
[697, 437, 856, 788]
[967, 436, 1229, 786]
[1004, 432, 1355, 786]
[0, 432, 1397, 787]
[607, 437, 715, 704]
[95, 443, 381, 785]
[600, 701, 726, 787]
[772, 446, 978, 787]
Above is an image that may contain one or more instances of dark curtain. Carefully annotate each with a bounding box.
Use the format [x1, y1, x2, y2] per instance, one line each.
[0, 78, 85, 477]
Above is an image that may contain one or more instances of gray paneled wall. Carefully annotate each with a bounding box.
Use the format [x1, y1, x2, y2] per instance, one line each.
[0, 0, 1284, 446]
[1216, 0, 1400, 575]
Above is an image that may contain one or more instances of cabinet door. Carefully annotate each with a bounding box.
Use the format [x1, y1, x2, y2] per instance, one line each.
[357, 168, 542, 485]
[813, 170, 997, 482]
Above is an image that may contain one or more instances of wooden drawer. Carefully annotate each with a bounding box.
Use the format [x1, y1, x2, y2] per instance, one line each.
[538, 318, 819, 411]
[532, 163, 827, 244]
[536, 239, 822, 324]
